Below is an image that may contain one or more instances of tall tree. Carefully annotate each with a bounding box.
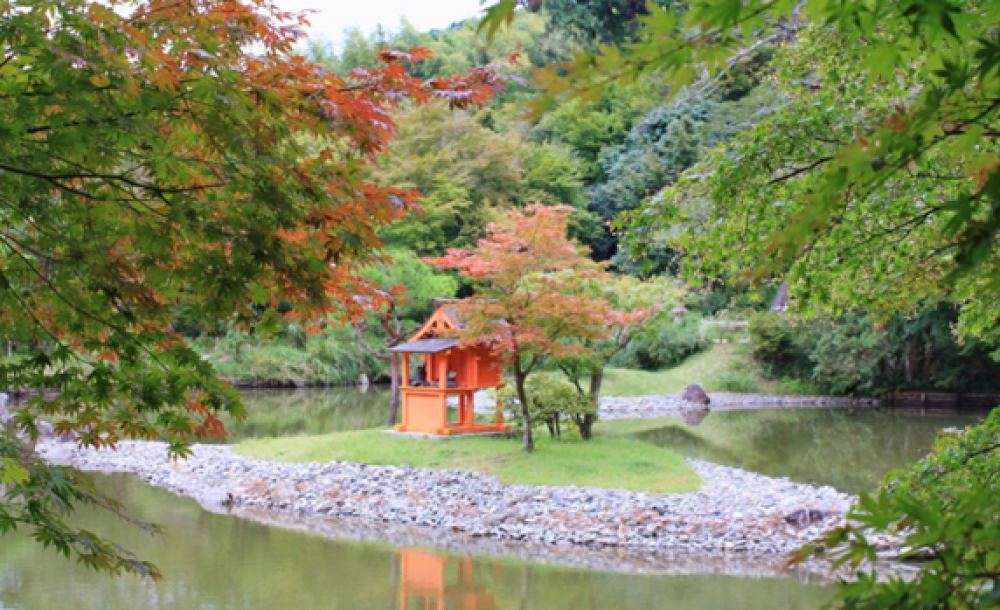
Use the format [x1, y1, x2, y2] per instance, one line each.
[0, 0, 507, 576]
[428, 204, 613, 451]
[555, 275, 664, 437]
[372, 102, 588, 255]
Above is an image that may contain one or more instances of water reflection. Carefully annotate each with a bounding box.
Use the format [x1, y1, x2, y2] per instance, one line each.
[0, 474, 834, 610]
[221, 387, 392, 440]
[639, 408, 981, 493]
[397, 549, 497, 610]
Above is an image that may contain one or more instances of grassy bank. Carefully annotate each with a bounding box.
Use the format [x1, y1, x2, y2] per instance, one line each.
[236, 422, 702, 493]
[193, 329, 386, 388]
[600, 343, 807, 396]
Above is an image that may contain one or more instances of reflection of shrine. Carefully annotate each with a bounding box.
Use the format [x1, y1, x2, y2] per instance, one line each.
[397, 549, 497, 610]
[388, 304, 508, 436]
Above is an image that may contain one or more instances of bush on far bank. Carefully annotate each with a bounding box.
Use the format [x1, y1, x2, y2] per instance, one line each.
[747, 307, 1000, 396]
[611, 312, 708, 371]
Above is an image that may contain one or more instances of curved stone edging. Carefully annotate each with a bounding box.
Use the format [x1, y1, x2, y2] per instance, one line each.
[597, 393, 879, 421]
[469, 390, 878, 421]
[39, 440, 856, 561]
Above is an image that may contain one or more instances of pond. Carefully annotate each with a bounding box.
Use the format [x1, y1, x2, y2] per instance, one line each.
[636, 407, 980, 494]
[0, 474, 834, 610]
[221, 387, 392, 439]
[0, 389, 980, 609]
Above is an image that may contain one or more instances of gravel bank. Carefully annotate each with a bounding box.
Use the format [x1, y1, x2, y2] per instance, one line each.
[40, 440, 856, 560]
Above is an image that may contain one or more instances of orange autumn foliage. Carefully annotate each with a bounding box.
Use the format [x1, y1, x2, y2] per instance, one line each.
[428, 204, 643, 450]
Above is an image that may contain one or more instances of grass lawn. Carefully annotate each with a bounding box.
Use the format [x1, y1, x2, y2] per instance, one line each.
[598, 343, 809, 397]
[600, 343, 776, 396]
[235, 423, 701, 494]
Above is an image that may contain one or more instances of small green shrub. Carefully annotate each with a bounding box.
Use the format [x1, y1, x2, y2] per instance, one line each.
[716, 369, 759, 393]
[747, 312, 811, 378]
[776, 377, 820, 396]
[498, 373, 595, 439]
[612, 313, 707, 371]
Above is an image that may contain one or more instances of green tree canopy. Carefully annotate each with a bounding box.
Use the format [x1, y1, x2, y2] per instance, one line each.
[543, 0, 674, 46]
[372, 102, 589, 254]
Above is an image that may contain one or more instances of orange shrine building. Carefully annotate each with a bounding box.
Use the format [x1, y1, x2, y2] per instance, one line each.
[388, 303, 509, 436]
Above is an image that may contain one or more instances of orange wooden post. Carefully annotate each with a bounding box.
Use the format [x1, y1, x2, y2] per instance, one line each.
[438, 355, 448, 432]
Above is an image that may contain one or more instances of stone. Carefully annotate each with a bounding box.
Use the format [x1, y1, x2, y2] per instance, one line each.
[784, 509, 831, 527]
[35, 419, 56, 440]
[58, 429, 80, 443]
[681, 384, 711, 405]
[196, 487, 234, 512]
[680, 406, 710, 427]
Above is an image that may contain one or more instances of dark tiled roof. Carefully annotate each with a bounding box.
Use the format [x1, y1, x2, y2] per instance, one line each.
[388, 338, 459, 354]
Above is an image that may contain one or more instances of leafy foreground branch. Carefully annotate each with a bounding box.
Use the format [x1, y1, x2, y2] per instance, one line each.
[0, 0, 507, 575]
[795, 409, 1000, 608]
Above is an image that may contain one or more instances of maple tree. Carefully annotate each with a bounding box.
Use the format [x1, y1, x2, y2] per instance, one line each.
[429, 204, 624, 451]
[554, 275, 662, 438]
[0, 0, 509, 576]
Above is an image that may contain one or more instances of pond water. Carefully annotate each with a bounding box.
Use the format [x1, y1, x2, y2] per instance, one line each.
[0, 474, 833, 610]
[0, 389, 980, 609]
[636, 407, 980, 494]
[222, 387, 392, 439]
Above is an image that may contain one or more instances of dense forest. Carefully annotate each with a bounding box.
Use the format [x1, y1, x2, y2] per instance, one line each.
[142, 6, 996, 397]
[6, 5, 993, 398]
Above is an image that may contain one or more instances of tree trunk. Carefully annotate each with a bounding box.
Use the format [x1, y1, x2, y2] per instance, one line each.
[514, 367, 534, 452]
[589, 368, 604, 402]
[577, 369, 604, 441]
[387, 353, 401, 427]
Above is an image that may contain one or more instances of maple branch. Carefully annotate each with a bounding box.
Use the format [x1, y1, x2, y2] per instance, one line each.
[768, 156, 833, 184]
[0, 162, 225, 194]
[0, 268, 66, 350]
[521, 353, 541, 377]
[0, 234, 174, 375]
[557, 361, 587, 395]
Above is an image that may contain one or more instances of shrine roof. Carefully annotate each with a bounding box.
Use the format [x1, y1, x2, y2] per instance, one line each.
[388, 338, 459, 354]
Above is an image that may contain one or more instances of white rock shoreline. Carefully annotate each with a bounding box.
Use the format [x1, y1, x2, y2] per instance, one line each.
[468, 390, 879, 419]
[40, 438, 857, 562]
